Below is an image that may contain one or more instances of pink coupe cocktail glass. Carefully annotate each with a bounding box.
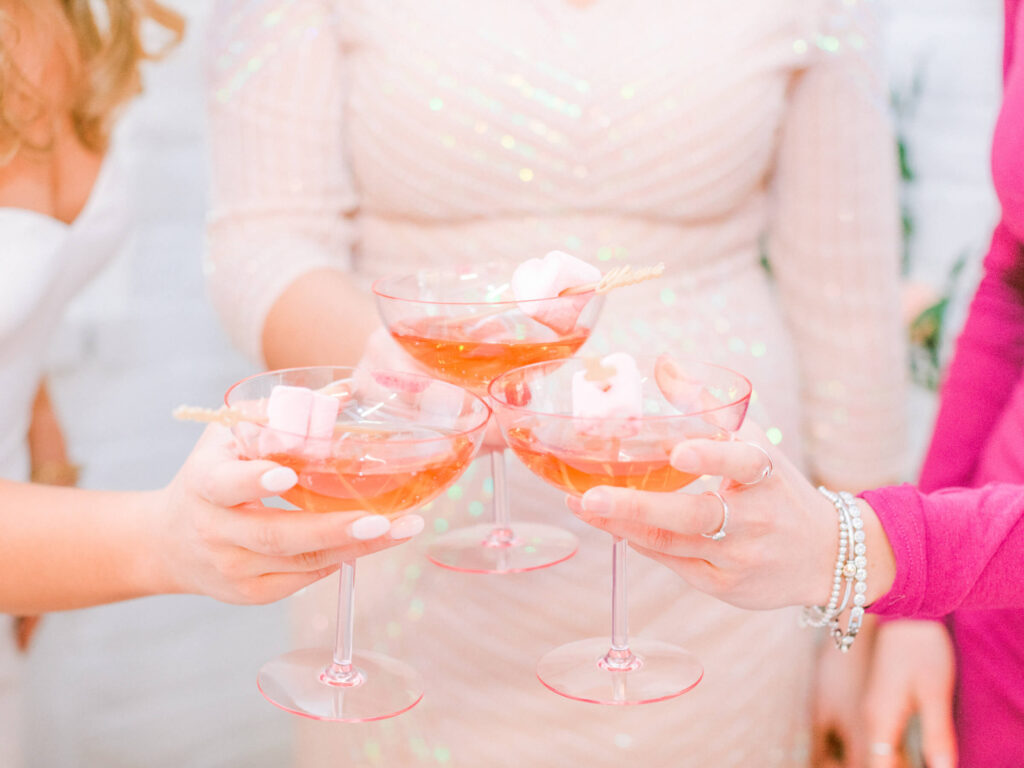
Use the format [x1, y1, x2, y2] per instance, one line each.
[374, 264, 605, 574]
[489, 357, 751, 705]
[226, 366, 489, 721]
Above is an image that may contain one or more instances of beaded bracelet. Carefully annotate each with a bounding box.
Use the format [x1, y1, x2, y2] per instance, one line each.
[800, 488, 849, 629]
[801, 487, 868, 652]
[837, 490, 868, 650]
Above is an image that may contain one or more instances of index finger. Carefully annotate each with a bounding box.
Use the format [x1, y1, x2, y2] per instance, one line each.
[220, 505, 393, 556]
[577, 485, 725, 537]
[670, 438, 773, 485]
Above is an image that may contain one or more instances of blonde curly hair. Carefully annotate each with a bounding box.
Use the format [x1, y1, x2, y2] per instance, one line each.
[0, 0, 184, 163]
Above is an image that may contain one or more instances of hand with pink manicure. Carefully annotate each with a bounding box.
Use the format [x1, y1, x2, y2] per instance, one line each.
[155, 425, 424, 605]
[0, 425, 424, 615]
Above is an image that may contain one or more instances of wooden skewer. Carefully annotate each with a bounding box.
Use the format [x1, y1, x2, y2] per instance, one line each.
[452, 261, 668, 325]
[173, 405, 247, 426]
[560, 262, 666, 297]
[172, 404, 394, 437]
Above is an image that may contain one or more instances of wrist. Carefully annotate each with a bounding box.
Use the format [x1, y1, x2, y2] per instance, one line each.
[855, 497, 896, 606]
[807, 489, 844, 606]
[127, 488, 181, 598]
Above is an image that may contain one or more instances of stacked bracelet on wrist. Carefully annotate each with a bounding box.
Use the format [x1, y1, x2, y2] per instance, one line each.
[800, 487, 867, 652]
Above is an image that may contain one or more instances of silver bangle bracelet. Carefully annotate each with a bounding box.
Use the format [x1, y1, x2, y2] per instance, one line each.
[802, 488, 867, 652]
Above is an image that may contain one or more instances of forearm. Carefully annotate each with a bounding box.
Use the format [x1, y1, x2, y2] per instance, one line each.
[0, 481, 170, 613]
[261, 268, 378, 369]
[864, 482, 1024, 617]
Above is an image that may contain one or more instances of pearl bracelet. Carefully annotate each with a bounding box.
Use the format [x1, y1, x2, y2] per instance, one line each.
[801, 487, 867, 652]
[837, 490, 868, 650]
[800, 488, 849, 629]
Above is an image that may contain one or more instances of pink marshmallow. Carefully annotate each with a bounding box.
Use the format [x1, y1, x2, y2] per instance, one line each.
[266, 385, 314, 436]
[512, 251, 601, 335]
[304, 392, 342, 458]
[261, 385, 342, 458]
[572, 353, 643, 437]
[263, 385, 312, 454]
[258, 428, 305, 457]
[420, 381, 466, 429]
[307, 393, 341, 439]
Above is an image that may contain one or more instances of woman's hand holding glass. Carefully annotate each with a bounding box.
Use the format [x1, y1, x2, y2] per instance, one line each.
[565, 425, 898, 613]
[154, 424, 408, 606]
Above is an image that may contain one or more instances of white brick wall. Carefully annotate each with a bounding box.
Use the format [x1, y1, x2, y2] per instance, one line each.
[24, 6, 291, 767]
[18, 2, 1005, 765]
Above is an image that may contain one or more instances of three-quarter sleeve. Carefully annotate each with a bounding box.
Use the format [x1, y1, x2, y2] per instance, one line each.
[206, 0, 357, 363]
[917, 223, 1024, 491]
[864, 483, 1024, 617]
[767, 1, 906, 490]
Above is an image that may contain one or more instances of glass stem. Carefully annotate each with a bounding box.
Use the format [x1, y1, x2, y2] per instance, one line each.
[484, 449, 516, 546]
[320, 560, 365, 687]
[611, 536, 629, 651]
[600, 536, 640, 671]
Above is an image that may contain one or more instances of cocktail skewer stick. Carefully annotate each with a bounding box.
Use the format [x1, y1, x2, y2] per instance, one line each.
[173, 404, 389, 436]
[173, 405, 246, 426]
[559, 262, 666, 296]
[448, 262, 667, 326]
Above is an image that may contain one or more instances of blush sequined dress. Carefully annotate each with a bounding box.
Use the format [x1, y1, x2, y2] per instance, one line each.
[206, 2, 905, 765]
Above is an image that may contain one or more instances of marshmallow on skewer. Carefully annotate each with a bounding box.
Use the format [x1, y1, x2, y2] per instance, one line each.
[262, 385, 312, 454]
[259, 384, 341, 457]
[572, 353, 643, 437]
[512, 250, 601, 335]
[420, 380, 467, 429]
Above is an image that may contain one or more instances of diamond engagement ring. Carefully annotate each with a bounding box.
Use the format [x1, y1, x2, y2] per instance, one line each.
[700, 490, 729, 541]
[735, 440, 773, 486]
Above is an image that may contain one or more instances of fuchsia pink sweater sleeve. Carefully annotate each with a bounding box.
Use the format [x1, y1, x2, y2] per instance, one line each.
[866, 0, 1024, 620]
[863, 483, 1024, 617]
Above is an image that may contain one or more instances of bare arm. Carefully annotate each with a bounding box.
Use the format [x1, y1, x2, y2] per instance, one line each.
[206, 0, 376, 367]
[0, 481, 164, 613]
[261, 268, 378, 369]
[0, 427, 409, 614]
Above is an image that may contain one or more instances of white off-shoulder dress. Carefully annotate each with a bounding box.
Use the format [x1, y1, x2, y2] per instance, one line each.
[206, 2, 906, 765]
[0, 145, 129, 767]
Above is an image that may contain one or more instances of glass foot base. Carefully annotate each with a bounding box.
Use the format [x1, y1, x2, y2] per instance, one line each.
[536, 637, 703, 705]
[426, 522, 578, 573]
[257, 648, 423, 722]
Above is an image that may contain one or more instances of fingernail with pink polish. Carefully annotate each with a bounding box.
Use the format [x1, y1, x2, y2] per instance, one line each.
[582, 489, 611, 515]
[260, 467, 298, 494]
[350, 515, 391, 540]
[389, 514, 425, 539]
